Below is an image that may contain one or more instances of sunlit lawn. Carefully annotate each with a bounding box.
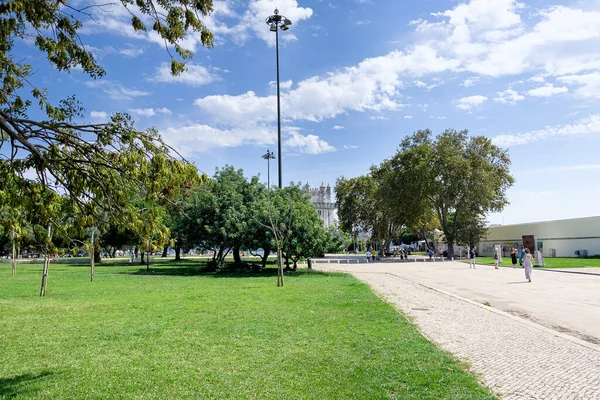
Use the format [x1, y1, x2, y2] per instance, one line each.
[0, 260, 495, 399]
[463, 256, 600, 268]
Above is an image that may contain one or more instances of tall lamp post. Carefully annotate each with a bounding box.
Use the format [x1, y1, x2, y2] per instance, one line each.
[261, 149, 276, 189]
[266, 9, 292, 189]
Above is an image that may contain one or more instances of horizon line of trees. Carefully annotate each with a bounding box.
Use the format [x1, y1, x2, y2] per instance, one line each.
[335, 129, 514, 258]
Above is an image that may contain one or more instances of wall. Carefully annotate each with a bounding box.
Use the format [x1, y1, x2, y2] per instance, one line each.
[478, 216, 600, 257]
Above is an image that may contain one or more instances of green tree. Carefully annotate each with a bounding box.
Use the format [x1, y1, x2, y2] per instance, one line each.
[390, 129, 514, 258]
[336, 171, 402, 256]
[1, 0, 214, 246]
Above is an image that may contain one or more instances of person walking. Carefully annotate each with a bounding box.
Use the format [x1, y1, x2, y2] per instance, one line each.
[427, 248, 433, 261]
[493, 249, 500, 269]
[510, 248, 518, 268]
[469, 247, 476, 269]
[365, 250, 370, 263]
[519, 247, 525, 267]
[523, 248, 533, 282]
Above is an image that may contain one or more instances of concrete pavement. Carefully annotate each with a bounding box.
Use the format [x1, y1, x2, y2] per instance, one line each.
[314, 260, 600, 399]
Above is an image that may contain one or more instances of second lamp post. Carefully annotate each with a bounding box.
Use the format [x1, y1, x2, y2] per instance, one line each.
[265, 9, 292, 189]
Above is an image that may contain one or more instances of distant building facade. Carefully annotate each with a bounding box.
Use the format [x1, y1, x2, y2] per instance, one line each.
[303, 183, 338, 229]
[432, 216, 600, 258]
[478, 216, 600, 258]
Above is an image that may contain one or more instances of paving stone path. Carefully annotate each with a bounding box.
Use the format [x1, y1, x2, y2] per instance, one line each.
[315, 264, 600, 400]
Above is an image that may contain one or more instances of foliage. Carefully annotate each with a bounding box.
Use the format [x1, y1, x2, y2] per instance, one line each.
[335, 171, 402, 254]
[0, 261, 495, 399]
[0, 0, 214, 249]
[386, 129, 514, 257]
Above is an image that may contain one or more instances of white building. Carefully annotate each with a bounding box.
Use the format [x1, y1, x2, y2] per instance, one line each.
[303, 183, 338, 229]
[478, 216, 600, 258]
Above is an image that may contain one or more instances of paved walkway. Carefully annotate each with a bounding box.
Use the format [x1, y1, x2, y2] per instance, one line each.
[315, 261, 600, 400]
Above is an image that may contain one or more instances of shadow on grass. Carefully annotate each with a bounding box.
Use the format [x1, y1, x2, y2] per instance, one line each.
[0, 370, 55, 399]
[127, 263, 336, 279]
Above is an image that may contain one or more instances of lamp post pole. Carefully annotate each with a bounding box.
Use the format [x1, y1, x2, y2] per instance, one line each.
[266, 9, 292, 189]
[261, 150, 275, 189]
[275, 25, 282, 189]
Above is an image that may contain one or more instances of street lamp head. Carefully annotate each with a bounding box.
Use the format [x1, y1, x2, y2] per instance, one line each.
[265, 11, 291, 32]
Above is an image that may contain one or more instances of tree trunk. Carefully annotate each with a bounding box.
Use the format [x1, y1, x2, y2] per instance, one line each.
[140, 251, 145, 265]
[216, 247, 224, 263]
[146, 251, 150, 271]
[134, 246, 139, 261]
[161, 245, 168, 258]
[93, 247, 101, 264]
[261, 246, 271, 268]
[11, 235, 16, 276]
[447, 242, 455, 259]
[292, 259, 298, 271]
[40, 226, 52, 297]
[233, 245, 242, 265]
[90, 230, 95, 282]
[277, 249, 284, 287]
[175, 247, 182, 261]
[111, 247, 117, 258]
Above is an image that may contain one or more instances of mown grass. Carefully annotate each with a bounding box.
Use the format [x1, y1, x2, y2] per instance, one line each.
[0, 261, 495, 400]
[463, 256, 600, 268]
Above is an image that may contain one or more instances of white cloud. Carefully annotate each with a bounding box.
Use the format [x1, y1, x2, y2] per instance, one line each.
[404, 115, 413, 119]
[456, 95, 487, 110]
[233, 0, 314, 47]
[332, 125, 345, 130]
[269, 80, 293, 90]
[84, 81, 150, 100]
[492, 114, 600, 147]
[152, 63, 219, 87]
[494, 89, 524, 104]
[429, 116, 447, 120]
[415, 2, 600, 78]
[128, 108, 172, 117]
[528, 76, 545, 83]
[558, 73, 600, 99]
[526, 83, 569, 97]
[283, 132, 335, 154]
[119, 46, 144, 57]
[161, 123, 274, 154]
[343, 145, 359, 149]
[90, 111, 109, 121]
[195, 45, 458, 125]
[461, 77, 479, 87]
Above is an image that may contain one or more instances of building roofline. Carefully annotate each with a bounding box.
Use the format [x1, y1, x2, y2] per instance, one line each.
[488, 215, 600, 228]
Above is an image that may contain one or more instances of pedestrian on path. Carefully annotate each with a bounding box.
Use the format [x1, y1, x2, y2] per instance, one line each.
[365, 250, 370, 263]
[469, 247, 476, 269]
[493, 249, 500, 269]
[523, 248, 533, 282]
[519, 247, 525, 267]
[510, 248, 518, 268]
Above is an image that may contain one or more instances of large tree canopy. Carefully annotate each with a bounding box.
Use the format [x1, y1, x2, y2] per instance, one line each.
[388, 129, 514, 257]
[0, 0, 214, 224]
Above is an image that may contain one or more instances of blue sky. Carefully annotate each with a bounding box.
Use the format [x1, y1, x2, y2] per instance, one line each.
[17, 0, 600, 225]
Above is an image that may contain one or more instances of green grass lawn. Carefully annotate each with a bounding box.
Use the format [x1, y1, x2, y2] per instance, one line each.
[463, 256, 600, 268]
[0, 261, 495, 399]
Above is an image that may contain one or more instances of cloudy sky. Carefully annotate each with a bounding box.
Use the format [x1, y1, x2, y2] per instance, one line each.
[18, 0, 600, 225]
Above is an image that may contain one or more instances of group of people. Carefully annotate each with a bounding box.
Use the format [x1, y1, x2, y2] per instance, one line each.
[470, 246, 533, 282]
[510, 247, 534, 282]
[365, 250, 380, 263]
